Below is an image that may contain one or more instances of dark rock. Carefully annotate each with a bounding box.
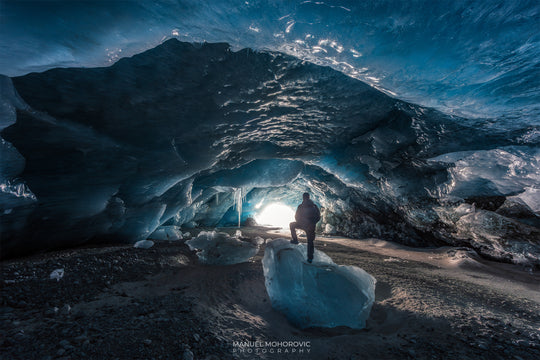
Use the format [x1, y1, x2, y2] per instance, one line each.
[182, 349, 194, 360]
[44, 308, 57, 317]
[59, 304, 71, 316]
[465, 196, 506, 212]
[243, 217, 258, 227]
[74, 334, 88, 343]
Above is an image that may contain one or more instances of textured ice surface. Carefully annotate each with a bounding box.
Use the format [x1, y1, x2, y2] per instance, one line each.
[324, 224, 336, 234]
[429, 147, 540, 198]
[0, 76, 37, 251]
[262, 239, 376, 329]
[3, 1, 539, 126]
[0, 76, 36, 205]
[186, 231, 259, 265]
[455, 211, 540, 265]
[509, 187, 540, 214]
[148, 225, 183, 241]
[436, 205, 540, 266]
[496, 197, 540, 228]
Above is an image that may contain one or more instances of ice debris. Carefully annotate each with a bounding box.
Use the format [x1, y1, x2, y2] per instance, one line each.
[262, 238, 376, 329]
[185, 230, 260, 265]
[133, 240, 154, 249]
[253, 236, 264, 245]
[148, 225, 183, 241]
[49, 268, 64, 282]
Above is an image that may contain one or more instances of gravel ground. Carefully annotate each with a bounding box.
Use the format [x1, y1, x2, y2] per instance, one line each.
[1, 227, 539, 359]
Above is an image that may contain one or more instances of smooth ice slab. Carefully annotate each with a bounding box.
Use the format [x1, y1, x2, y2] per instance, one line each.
[185, 231, 260, 265]
[262, 238, 376, 329]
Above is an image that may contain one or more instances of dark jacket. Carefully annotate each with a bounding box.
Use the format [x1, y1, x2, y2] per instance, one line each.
[295, 199, 321, 226]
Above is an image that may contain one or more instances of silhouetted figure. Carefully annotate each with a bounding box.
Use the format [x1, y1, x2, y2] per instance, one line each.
[290, 192, 321, 263]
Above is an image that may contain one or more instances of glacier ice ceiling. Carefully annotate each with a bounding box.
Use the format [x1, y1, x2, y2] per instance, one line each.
[1, 0, 539, 124]
[0, 1, 539, 265]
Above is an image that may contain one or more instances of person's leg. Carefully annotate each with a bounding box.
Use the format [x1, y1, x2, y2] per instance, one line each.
[289, 222, 299, 244]
[306, 225, 315, 262]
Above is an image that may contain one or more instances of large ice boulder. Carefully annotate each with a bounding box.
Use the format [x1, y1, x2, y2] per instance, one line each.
[262, 239, 376, 329]
[185, 231, 260, 265]
[436, 204, 540, 266]
[455, 210, 540, 265]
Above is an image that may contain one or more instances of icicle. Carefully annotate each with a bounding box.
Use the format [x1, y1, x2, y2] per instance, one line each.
[237, 188, 242, 228]
[216, 192, 219, 205]
[233, 187, 243, 228]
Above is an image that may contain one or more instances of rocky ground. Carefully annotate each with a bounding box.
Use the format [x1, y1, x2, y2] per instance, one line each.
[1, 227, 539, 359]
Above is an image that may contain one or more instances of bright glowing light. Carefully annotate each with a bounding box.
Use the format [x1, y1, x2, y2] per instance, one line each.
[255, 203, 295, 229]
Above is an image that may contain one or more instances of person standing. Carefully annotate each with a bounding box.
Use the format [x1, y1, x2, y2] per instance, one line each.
[290, 192, 320, 263]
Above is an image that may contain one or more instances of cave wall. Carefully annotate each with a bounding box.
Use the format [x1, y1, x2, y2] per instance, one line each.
[1, 41, 538, 266]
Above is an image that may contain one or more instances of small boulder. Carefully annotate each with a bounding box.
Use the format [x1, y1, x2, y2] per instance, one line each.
[244, 217, 258, 227]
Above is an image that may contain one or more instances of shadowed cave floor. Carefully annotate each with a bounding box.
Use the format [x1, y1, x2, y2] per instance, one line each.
[1, 227, 539, 359]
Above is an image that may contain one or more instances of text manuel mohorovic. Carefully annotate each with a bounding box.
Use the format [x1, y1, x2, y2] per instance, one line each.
[233, 341, 311, 354]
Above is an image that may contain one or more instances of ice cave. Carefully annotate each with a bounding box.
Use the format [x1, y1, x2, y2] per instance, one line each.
[0, 1, 539, 359]
[1, 38, 538, 266]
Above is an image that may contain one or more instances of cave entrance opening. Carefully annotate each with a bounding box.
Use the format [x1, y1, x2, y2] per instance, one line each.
[254, 203, 295, 229]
